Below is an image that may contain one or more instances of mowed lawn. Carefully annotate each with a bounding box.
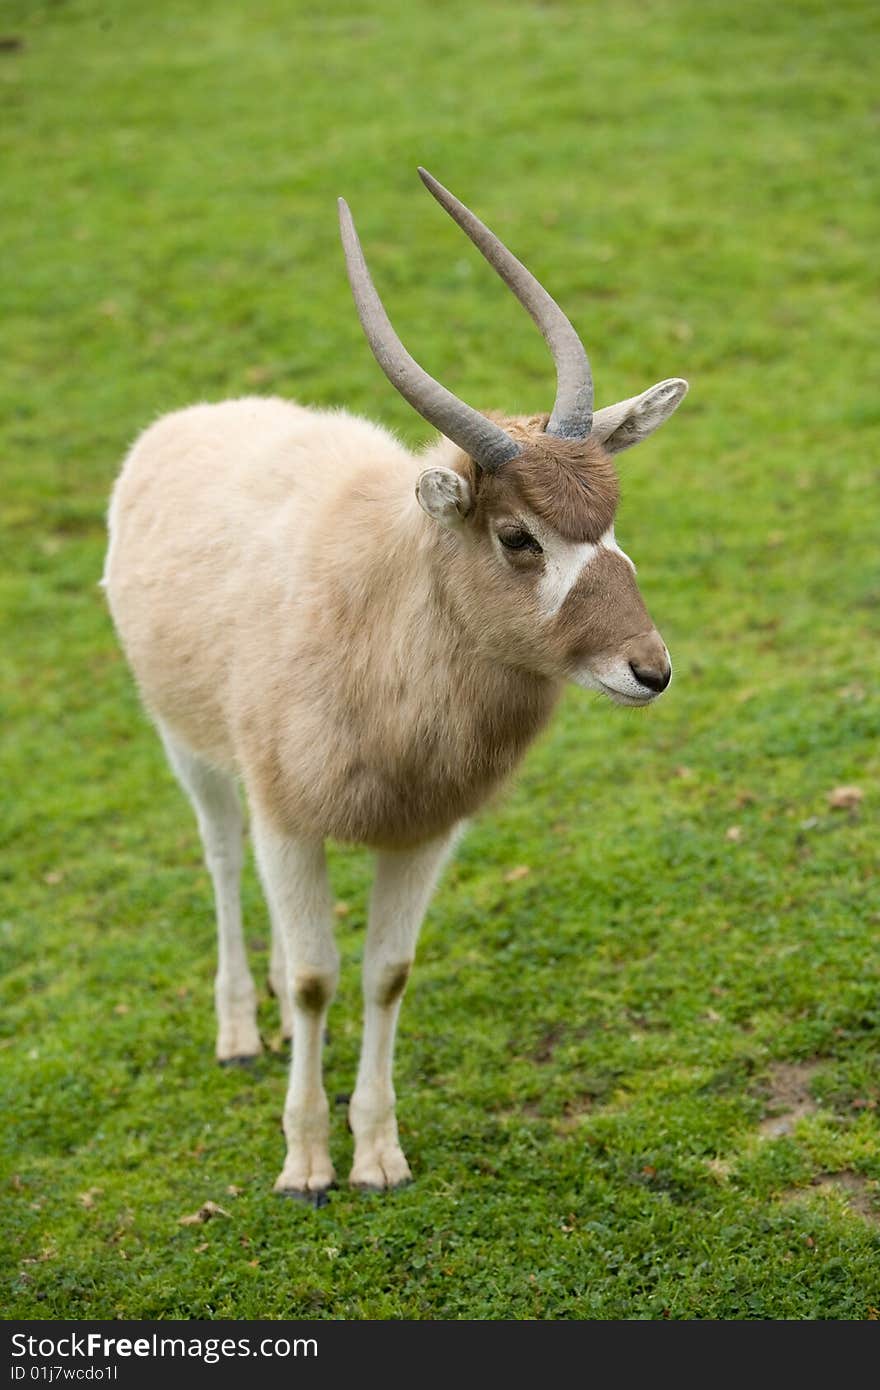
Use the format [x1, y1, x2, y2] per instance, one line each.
[2, 0, 879, 1320]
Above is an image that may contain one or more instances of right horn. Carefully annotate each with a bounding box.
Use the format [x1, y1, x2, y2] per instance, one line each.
[418, 168, 593, 441]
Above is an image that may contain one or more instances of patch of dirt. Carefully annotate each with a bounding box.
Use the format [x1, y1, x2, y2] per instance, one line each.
[554, 1096, 594, 1133]
[813, 1172, 880, 1224]
[757, 1060, 822, 1137]
[781, 1171, 880, 1225]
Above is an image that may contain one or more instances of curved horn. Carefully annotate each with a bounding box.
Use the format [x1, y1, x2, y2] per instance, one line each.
[418, 168, 593, 441]
[338, 198, 521, 472]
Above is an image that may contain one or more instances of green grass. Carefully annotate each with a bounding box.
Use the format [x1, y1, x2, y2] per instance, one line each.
[2, 0, 879, 1320]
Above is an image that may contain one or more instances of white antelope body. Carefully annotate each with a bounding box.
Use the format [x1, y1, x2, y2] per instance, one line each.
[104, 170, 688, 1200]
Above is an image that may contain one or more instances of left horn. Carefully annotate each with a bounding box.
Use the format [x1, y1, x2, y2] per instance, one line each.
[418, 168, 593, 441]
[339, 198, 522, 473]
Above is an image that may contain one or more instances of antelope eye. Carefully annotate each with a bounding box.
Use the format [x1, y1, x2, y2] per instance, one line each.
[498, 528, 542, 555]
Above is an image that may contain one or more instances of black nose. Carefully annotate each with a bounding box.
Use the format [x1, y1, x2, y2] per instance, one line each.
[629, 661, 671, 694]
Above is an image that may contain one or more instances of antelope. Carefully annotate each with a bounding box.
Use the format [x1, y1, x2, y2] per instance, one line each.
[104, 169, 688, 1201]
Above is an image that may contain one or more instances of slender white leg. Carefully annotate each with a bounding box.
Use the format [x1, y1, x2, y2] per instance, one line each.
[251, 814, 339, 1195]
[268, 922, 293, 1041]
[158, 724, 261, 1062]
[350, 832, 457, 1190]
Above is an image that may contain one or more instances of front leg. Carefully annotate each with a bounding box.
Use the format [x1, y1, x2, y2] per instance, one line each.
[350, 832, 457, 1190]
[251, 815, 339, 1197]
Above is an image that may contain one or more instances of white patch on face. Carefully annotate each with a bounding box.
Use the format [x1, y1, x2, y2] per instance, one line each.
[531, 524, 635, 619]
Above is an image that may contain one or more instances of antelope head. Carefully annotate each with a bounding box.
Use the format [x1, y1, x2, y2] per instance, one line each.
[339, 170, 688, 706]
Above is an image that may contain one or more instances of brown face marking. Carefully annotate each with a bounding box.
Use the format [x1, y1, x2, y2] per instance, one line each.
[553, 547, 653, 667]
[430, 413, 663, 702]
[470, 425, 619, 544]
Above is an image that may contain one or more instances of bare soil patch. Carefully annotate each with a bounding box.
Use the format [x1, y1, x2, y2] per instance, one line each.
[757, 1060, 822, 1138]
[781, 1171, 880, 1225]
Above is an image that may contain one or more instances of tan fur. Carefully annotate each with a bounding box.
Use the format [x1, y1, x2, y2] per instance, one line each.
[106, 399, 564, 849]
[106, 397, 668, 855]
[105, 389, 676, 1195]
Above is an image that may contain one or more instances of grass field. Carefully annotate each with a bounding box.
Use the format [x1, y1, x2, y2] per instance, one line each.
[2, 0, 879, 1320]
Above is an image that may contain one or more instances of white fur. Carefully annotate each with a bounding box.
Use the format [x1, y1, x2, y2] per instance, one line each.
[160, 723, 261, 1062]
[533, 524, 635, 618]
[349, 832, 457, 1189]
[252, 819, 340, 1194]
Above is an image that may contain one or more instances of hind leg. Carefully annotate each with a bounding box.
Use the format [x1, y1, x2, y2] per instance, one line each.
[159, 723, 262, 1062]
[268, 920, 293, 1042]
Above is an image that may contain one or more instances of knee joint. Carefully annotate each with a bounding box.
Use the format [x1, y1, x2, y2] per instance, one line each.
[375, 961, 412, 1008]
[293, 970, 334, 1014]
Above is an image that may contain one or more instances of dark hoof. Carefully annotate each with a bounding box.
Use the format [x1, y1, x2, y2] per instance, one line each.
[275, 1187, 333, 1208]
[219, 1054, 260, 1068]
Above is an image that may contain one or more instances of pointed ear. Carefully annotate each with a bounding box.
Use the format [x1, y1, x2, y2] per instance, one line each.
[416, 467, 472, 528]
[591, 378, 689, 455]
